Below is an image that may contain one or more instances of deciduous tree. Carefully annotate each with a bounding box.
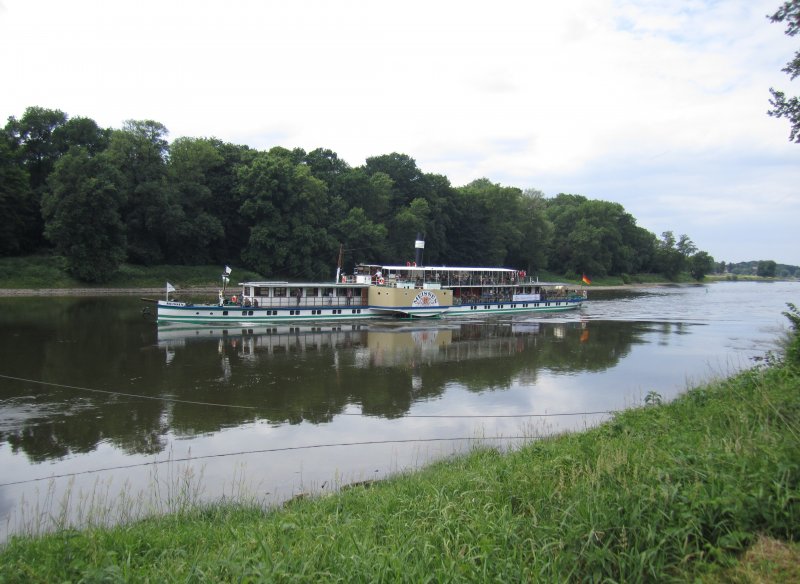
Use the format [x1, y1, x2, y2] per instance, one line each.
[42, 148, 126, 282]
[689, 251, 715, 281]
[769, 0, 800, 142]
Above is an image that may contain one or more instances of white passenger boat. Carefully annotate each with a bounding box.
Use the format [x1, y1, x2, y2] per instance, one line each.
[154, 241, 586, 325]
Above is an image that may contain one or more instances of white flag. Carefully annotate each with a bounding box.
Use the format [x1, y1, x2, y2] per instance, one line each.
[224, 265, 232, 275]
[166, 282, 175, 293]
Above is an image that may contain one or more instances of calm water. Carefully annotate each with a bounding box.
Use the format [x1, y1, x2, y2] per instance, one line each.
[0, 281, 797, 539]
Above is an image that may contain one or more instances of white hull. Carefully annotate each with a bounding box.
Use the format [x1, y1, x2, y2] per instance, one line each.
[156, 296, 582, 325]
[156, 302, 449, 324]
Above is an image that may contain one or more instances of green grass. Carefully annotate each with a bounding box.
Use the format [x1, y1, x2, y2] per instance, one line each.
[2, 354, 798, 582]
[0, 255, 263, 289]
[0, 255, 82, 288]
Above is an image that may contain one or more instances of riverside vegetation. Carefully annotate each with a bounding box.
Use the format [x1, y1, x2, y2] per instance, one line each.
[1, 307, 799, 581]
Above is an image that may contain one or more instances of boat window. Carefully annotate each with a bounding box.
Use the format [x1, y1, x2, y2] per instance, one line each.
[274, 288, 286, 297]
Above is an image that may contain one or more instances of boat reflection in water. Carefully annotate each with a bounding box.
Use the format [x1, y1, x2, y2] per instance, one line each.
[156, 318, 581, 372]
[152, 317, 621, 428]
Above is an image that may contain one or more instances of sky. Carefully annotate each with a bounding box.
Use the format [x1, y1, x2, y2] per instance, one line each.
[2, 0, 798, 265]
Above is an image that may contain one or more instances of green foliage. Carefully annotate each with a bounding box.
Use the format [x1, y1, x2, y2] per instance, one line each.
[42, 148, 126, 282]
[689, 250, 715, 281]
[757, 259, 778, 277]
[653, 230, 697, 280]
[3, 105, 722, 281]
[783, 302, 800, 367]
[108, 120, 172, 265]
[0, 140, 35, 256]
[237, 149, 338, 279]
[545, 194, 655, 277]
[0, 255, 83, 288]
[769, 0, 800, 142]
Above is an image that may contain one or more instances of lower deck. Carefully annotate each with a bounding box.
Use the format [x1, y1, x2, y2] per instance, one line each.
[156, 296, 583, 324]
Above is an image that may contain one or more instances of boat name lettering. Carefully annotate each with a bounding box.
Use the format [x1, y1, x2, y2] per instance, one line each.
[412, 290, 439, 307]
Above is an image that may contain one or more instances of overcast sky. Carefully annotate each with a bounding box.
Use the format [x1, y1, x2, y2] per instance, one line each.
[2, 0, 798, 265]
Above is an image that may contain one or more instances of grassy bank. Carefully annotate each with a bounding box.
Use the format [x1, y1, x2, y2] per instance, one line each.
[2, 353, 798, 581]
[0, 255, 263, 290]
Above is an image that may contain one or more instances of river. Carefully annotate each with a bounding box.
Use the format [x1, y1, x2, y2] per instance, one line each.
[0, 281, 797, 540]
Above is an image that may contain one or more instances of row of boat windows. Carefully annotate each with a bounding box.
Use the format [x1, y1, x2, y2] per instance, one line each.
[468, 302, 561, 310]
[248, 287, 358, 298]
[206, 309, 365, 316]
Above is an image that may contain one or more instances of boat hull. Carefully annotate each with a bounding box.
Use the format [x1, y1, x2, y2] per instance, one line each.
[156, 297, 583, 325]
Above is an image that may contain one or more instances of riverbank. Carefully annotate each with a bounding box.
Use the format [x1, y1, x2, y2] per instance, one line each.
[2, 347, 798, 581]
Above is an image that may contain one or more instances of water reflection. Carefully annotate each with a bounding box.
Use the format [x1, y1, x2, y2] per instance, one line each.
[1, 316, 648, 463]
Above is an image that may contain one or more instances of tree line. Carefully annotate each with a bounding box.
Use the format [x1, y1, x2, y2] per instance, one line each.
[2, 106, 720, 283]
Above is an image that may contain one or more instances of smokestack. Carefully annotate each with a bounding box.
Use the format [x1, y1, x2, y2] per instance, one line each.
[414, 233, 425, 266]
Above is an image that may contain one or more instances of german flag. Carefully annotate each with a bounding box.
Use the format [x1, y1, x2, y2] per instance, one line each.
[582, 274, 592, 285]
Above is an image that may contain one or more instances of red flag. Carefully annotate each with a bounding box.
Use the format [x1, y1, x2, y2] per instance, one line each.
[582, 274, 592, 285]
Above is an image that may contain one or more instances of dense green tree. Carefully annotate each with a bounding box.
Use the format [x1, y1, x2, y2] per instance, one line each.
[544, 194, 649, 277]
[392, 198, 431, 263]
[166, 137, 226, 264]
[202, 140, 254, 264]
[0, 141, 35, 255]
[333, 168, 393, 224]
[3, 106, 68, 190]
[304, 148, 351, 186]
[3, 106, 71, 250]
[415, 173, 456, 264]
[364, 152, 428, 208]
[107, 120, 173, 264]
[688, 251, 715, 281]
[52, 117, 110, 156]
[449, 179, 527, 266]
[757, 259, 777, 277]
[768, 0, 800, 142]
[42, 148, 126, 282]
[362, 153, 452, 259]
[652, 231, 689, 280]
[332, 207, 389, 267]
[236, 149, 337, 278]
[511, 189, 553, 273]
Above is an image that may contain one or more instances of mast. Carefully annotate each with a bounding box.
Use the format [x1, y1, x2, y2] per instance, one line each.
[335, 243, 344, 283]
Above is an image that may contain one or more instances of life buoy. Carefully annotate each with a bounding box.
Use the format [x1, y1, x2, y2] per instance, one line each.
[341, 276, 346, 283]
[378, 277, 385, 285]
